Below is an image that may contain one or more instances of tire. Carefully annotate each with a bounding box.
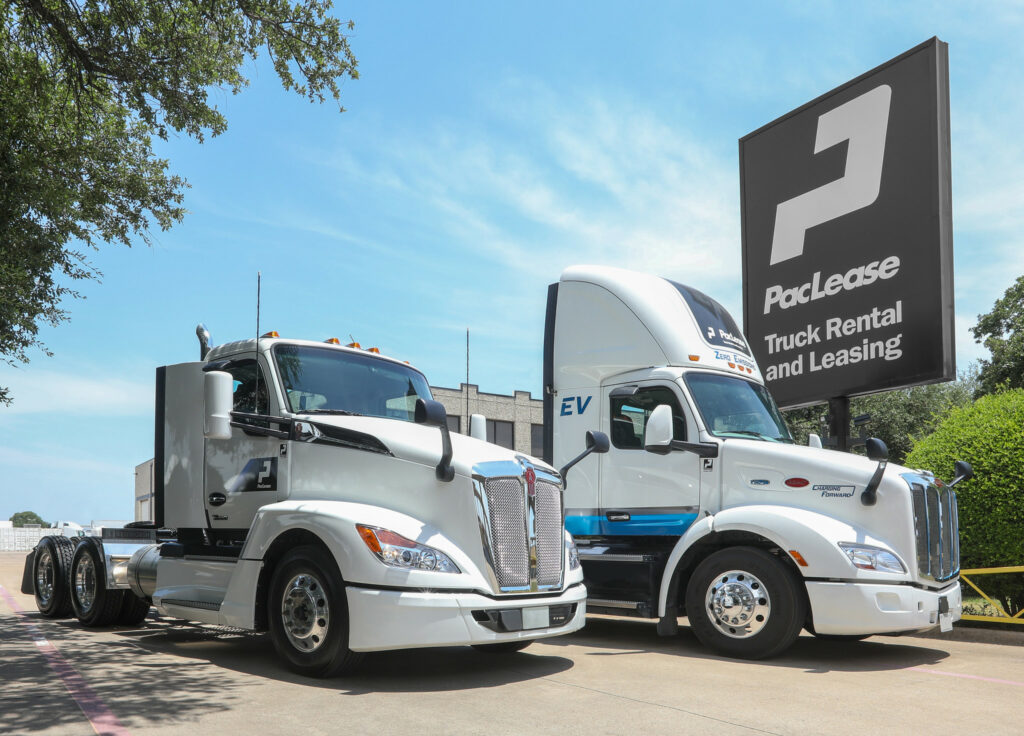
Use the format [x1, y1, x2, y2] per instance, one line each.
[116, 594, 152, 626]
[268, 545, 363, 678]
[70, 539, 126, 627]
[34, 537, 75, 618]
[685, 546, 805, 660]
[471, 640, 532, 654]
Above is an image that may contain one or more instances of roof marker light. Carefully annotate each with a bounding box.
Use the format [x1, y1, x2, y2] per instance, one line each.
[325, 337, 341, 345]
[688, 355, 700, 362]
[261, 331, 279, 338]
[368, 347, 380, 354]
[728, 362, 736, 369]
[347, 341, 361, 349]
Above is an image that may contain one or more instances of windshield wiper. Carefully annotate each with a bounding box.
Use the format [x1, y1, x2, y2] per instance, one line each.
[296, 408, 362, 416]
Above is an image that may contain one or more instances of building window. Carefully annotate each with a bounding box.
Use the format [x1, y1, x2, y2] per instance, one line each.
[531, 424, 545, 458]
[486, 419, 514, 450]
[446, 415, 461, 434]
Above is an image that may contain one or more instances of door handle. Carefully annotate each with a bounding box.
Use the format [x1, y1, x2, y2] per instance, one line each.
[208, 492, 227, 507]
[605, 510, 631, 522]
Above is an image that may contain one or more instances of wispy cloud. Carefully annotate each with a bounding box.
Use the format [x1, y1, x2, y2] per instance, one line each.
[0, 369, 152, 416]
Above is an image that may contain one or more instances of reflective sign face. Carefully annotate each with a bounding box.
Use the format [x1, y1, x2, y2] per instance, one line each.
[740, 38, 955, 408]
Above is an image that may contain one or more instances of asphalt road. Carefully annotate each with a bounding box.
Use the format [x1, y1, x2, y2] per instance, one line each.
[2, 551, 1023, 736]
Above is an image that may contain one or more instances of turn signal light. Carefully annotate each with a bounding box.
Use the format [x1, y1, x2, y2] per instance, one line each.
[260, 331, 279, 338]
[325, 337, 341, 344]
[789, 550, 809, 567]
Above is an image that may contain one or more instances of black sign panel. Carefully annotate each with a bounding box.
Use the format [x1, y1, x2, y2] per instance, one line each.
[740, 38, 954, 408]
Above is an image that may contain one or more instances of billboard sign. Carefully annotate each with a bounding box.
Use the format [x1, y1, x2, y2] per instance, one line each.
[740, 38, 954, 408]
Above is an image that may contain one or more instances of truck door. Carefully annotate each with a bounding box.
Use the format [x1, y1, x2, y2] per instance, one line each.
[204, 357, 289, 531]
[599, 383, 700, 538]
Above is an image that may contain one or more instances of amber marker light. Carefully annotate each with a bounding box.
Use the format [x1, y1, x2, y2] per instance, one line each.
[789, 550, 809, 567]
[260, 330, 279, 338]
[325, 337, 341, 344]
[368, 347, 381, 354]
[347, 341, 361, 349]
[356, 524, 382, 556]
[688, 355, 700, 362]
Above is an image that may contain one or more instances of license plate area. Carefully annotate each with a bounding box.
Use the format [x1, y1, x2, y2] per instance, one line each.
[522, 606, 549, 629]
[471, 603, 576, 632]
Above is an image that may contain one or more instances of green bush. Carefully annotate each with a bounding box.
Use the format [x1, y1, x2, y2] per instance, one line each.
[905, 389, 1024, 612]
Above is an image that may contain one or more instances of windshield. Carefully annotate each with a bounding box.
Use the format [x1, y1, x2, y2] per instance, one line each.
[685, 373, 793, 443]
[273, 344, 433, 422]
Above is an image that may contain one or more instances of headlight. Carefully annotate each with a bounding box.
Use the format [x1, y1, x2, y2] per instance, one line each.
[838, 542, 906, 574]
[565, 530, 580, 570]
[356, 524, 460, 573]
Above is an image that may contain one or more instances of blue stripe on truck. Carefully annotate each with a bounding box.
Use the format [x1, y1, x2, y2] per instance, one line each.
[566, 513, 698, 537]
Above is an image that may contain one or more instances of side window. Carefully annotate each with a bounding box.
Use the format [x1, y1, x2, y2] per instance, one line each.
[610, 387, 686, 450]
[229, 359, 270, 415]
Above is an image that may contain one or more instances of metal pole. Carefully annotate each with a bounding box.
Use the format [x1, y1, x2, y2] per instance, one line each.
[828, 396, 850, 452]
[465, 328, 469, 434]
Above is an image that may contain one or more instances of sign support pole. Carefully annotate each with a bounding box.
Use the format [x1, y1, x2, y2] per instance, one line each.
[828, 397, 850, 451]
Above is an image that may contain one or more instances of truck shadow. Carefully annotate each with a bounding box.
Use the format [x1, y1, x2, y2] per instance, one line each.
[546, 616, 952, 673]
[110, 613, 575, 694]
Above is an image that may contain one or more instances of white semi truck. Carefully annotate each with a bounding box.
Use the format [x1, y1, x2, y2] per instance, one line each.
[543, 265, 970, 659]
[26, 329, 601, 676]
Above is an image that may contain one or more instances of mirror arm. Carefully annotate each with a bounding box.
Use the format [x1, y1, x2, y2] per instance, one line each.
[559, 448, 594, 488]
[861, 459, 887, 506]
[436, 423, 455, 482]
[669, 440, 719, 458]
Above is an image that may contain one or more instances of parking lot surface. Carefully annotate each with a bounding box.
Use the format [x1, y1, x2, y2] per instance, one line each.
[2, 552, 1023, 735]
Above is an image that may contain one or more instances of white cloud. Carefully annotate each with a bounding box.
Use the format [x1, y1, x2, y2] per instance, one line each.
[0, 369, 152, 416]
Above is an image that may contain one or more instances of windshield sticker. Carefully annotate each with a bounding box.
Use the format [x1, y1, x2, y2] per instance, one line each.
[814, 484, 855, 498]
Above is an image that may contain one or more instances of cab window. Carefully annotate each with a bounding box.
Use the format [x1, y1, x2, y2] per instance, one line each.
[228, 359, 270, 415]
[610, 387, 686, 449]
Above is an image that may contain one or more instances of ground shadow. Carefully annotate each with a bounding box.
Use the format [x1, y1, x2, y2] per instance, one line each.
[544, 615, 951, 673]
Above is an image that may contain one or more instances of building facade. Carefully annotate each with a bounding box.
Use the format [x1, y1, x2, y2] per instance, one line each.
[430, 383, 545, 458]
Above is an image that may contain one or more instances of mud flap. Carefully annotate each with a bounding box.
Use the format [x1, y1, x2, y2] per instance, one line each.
[20, 550, 36, 595]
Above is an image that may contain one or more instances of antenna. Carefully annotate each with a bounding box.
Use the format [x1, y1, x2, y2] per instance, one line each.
[465, 328, 469, 434]
[255, 271, 262, 370]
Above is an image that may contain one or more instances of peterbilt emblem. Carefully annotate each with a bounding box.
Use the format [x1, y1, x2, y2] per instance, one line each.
[525, 467, 536, 497]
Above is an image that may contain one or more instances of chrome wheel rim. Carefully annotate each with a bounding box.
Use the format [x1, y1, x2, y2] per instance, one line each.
[74, 553, 97, 613]
[705, 569, 771, 639]
[36, 549, 54, 605]
[281, 573, 330, 653]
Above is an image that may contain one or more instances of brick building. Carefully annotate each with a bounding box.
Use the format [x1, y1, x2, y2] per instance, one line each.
[430, 383, 545, 458]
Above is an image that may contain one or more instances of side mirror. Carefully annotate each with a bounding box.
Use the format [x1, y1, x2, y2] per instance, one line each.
[643, 404, 673, 455]
[808, 433, 823, 449]
[559, 430, 610, 487]
[948, 460, 974, 488]
[861, 438, 889, 506]
[415, 398, 454, 482]
[469, 413, 487, 441]
[204, 371, 233, 440]
[865, 438, 889, 461]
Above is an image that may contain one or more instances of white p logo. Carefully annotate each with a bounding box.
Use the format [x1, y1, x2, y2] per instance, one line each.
[769, 84, 892, 266]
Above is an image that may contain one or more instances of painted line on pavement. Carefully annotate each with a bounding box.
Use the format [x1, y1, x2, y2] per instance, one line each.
[909, 666, 1024, 688]
[0, 584, 132, 736]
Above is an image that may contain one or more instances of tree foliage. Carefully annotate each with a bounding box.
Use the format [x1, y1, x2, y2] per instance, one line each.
[905, 390, 1024, 612]
[0, 0, 358, 404]
[971, 275, 1024, 397]
[10, 510, 48, 527]
[782, 370, 977, 465]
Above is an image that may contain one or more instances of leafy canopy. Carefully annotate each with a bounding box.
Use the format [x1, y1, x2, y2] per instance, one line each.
[0, 0, 358, 404]
[10, 510, 48, 527]
[972, 275, 1024, 397]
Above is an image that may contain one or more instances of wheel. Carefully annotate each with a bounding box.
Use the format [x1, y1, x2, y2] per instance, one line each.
[116, 594, 152, 626]
[70, 539, 126, 627]
[471, 641, 532, 654]
[34, 537, 75, 618]
[685, 546, 805, 660]
[268, 545, 363, 677]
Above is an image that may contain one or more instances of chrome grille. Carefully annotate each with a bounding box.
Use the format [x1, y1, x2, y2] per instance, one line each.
[910, 480, 959, 582]
[535, 480, 563, 586]
[483, 478, 529, 588]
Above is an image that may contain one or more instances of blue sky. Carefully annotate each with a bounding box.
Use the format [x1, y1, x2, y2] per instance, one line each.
[3, 2, 1023, 524]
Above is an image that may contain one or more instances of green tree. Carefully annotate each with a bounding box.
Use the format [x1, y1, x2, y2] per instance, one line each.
[10, 511, 48, 527]
[0, 0, 358, 405]
[971, 275, 1024, 397]
[905, 390, 1024, 613]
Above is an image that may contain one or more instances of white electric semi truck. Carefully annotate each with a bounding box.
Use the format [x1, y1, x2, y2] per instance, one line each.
[26, 329, 602, 676]
[543, 265, 970, 659]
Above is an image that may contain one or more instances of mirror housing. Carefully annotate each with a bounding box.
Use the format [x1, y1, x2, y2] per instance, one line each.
[559, 430, 610, 487]
[949, 460, 974, 488]
[860, 439, 889, 506]
[865, 438, 889, 462]
[643, 403, 719, 459]
[415, 399, 454, 482]
[808, 433, 823, 449]
[204, 370, 233, 440]
[469, 413, 487, 441]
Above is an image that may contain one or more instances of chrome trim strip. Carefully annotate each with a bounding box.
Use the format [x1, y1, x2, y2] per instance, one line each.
[588, 598, 641, 609]
[576, 552, 648, 562]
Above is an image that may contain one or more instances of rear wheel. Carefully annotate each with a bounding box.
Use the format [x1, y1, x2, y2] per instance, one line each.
[70, 539, 126, 627]
[34, 537, 75, 618]
[116, 594, 152, 626]
[471, 641, 532, 654]
[268, 545, 363, 677]
[685, 546, 805, 660]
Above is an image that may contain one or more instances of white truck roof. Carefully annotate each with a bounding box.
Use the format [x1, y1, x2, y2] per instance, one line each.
[552, 265, 763, 389]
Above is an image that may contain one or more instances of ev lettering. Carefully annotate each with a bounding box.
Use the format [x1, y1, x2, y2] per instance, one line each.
[560, 395, 593, 416]
[769, 84, 892, 265]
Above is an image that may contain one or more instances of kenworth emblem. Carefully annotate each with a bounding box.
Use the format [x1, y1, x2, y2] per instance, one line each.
[525, 466, 536, 497]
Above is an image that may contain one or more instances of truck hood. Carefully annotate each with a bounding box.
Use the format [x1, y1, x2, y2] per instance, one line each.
[293, 414, 557, 479]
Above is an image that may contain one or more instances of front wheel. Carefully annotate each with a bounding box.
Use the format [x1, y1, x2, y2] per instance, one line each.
[685, 546, 805, 660]
[268, 546, 363, 678]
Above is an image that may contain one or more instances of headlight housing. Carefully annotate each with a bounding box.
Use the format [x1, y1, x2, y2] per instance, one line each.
[565, 530, 580, 570]
[356, 524, 460, 573]
[838, 542, 906, 574]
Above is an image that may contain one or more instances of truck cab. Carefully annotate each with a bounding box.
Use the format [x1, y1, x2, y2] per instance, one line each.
[545, 265, 965, 659]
